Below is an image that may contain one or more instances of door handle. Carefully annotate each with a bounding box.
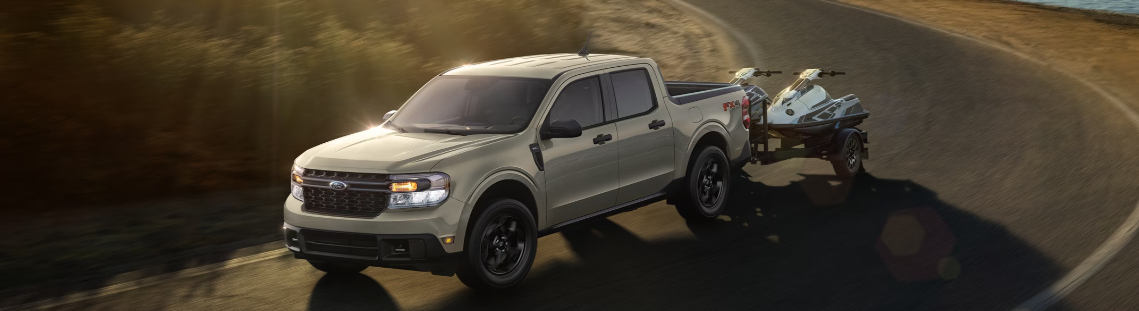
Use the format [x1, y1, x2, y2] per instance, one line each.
[649, 119, 666, 130]
[593, 134, 613, 145]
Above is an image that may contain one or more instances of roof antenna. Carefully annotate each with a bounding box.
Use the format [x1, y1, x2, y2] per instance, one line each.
[577, 31, 593, 58]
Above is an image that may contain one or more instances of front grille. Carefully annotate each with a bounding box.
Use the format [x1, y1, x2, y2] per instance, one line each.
[302, 230, 379, 258]
[303, 169, 386, 182]
[304, 187, 389, 218]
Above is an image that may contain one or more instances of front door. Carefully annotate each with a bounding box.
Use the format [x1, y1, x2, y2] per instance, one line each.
[540, 75, 620, 225]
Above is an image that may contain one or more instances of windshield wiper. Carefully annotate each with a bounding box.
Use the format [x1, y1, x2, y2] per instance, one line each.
[384, 123, 407, 133]
[423, 128, 469, 136]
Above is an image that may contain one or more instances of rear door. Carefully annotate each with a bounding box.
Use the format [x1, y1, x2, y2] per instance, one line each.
[607, 66, 675, 204]
[540, 74, 621, 225]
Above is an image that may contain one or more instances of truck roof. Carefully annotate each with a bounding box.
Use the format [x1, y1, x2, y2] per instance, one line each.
[442, 53, 642, 79]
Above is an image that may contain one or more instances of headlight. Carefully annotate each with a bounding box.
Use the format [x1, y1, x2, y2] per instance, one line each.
[388, 172, 449, 209]
[291, 165, 305, 202]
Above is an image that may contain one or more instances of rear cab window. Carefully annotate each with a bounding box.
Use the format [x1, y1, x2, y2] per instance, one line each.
[609, 69, 657, 118]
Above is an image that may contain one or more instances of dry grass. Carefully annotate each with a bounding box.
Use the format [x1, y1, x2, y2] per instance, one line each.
[0, 0, 584, 292]
[581, 0, 741, 82]
[0, 0, 583, 210]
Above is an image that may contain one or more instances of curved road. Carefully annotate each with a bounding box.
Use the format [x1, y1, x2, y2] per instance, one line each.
[33, 0, 1139, 310]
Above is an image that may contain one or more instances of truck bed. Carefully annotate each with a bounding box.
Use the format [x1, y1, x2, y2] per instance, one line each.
[665, 81, 742, 105]
[665, 81, 734, 96]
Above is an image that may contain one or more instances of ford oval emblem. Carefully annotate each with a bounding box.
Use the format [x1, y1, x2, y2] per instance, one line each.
[329, 181, 349, 190]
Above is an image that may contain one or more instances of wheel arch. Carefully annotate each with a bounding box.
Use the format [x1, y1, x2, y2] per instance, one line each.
[458, 170, 543, 249]
[681, 122, 730, 176]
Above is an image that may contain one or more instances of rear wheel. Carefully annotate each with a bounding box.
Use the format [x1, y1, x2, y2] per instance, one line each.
[308, 260, 368, 274]
[456, 198, 537, 291]
[831, 128, 864, 177]
[675, 145, 731, 221]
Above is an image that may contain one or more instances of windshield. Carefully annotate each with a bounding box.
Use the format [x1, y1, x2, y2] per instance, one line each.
[386, 76, 552, 135]
[788, 77, 808, 92]
[774, 78, 811, 106]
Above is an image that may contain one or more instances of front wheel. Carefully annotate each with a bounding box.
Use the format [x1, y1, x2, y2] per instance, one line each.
[831, 128, 865, 178]
[675, 145, 731, 221]
[456, 198, 537, 291]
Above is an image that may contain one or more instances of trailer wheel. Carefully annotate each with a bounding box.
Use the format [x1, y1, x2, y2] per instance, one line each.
[831, 128, 864, 178]
[675, 145, 731, 221]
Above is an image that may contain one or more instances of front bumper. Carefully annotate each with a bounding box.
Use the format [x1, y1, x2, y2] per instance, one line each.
[283, 195, 467, 252]
[284, 222, 460, 276]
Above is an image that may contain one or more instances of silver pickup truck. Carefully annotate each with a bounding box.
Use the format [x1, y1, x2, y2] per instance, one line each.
[284, 53, 753, 290]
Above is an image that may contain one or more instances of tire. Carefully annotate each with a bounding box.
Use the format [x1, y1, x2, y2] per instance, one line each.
[308, 260, 368, 274]
[456, 198, 537, 291]
[675, 145, 731, 221]
[831, 128, 864, 178]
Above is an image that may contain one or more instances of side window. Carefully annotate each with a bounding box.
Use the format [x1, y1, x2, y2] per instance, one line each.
[610, 69, 656, 119]
[548, 76, 605, 127]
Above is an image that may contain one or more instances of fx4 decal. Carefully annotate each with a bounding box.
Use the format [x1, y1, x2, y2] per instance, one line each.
[723, 100, 741, 111]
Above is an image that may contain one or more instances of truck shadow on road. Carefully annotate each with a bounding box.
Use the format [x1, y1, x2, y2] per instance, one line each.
[307, 273, 398, 311]
[424, 173, 1073, 310]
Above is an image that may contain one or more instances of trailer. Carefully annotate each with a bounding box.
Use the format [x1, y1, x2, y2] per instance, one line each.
[732, 68, 870, 177]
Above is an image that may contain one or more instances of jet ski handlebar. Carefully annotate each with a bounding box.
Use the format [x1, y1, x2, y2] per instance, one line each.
[728, 68, 783, 85]
[729, 69, 783, 77]
[755, 70, 782, 77]
[794, 70, 846, 76]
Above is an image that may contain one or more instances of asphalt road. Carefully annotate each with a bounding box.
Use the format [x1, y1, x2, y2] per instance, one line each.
[31, 0, 1139, 310]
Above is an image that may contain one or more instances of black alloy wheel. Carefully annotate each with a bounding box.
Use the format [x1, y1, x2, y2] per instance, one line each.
[456, 198, 537, 291]
[697, 157, 725, 209]
[480, 214, 527, 275]
[675, 145, 731, 221]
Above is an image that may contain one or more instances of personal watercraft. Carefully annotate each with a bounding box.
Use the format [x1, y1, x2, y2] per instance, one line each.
[729, 67, 871, 176]
[759, 69, 868, 139]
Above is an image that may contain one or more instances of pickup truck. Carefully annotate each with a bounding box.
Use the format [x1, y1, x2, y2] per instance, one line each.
[283, 53, 753, 290]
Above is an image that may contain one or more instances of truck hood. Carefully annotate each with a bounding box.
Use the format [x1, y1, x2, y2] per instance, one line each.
[295, 127, 514, 173]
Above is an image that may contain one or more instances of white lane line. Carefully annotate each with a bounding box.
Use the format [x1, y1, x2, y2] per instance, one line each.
[817, 1, 1139, 310]
[663, 0, 763, 65]
[2, 249, 290, 311]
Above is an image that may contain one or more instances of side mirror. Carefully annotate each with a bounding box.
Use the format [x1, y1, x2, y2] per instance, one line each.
[383, 110, 397, 121]
[541, 119, 582, 140]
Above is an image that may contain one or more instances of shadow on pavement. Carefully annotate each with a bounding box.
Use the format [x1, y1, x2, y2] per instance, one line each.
[425, 173, 1071, 310]
[308, 273, 398, 311]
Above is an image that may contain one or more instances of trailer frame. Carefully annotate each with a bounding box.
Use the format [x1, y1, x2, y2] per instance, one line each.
[748, 98, 868, 166]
